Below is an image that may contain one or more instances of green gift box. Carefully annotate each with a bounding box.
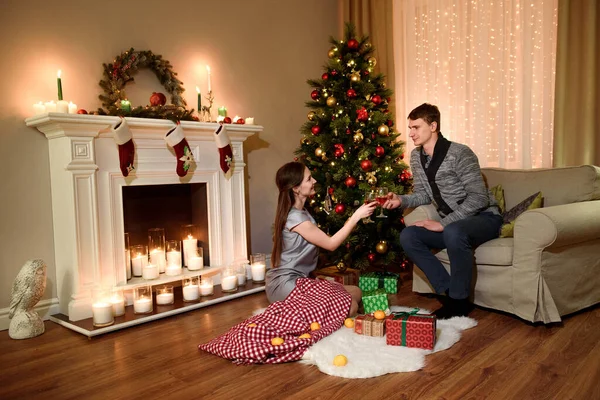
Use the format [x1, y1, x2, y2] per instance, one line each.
[362, 288, 388, 314]
[359, 272, 399, 294]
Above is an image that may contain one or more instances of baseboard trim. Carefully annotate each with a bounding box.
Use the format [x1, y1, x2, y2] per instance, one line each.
[0, 298, 61, 331]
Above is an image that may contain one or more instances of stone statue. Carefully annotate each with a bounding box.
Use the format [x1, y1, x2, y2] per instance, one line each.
[9, 259, 47, 339]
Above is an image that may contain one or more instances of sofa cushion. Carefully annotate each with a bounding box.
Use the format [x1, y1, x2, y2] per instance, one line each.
[436, 237, 514, 266]
[491, 184, 506, 214]
[500, 191, 544, 237]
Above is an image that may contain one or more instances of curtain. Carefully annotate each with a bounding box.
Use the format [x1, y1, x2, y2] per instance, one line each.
[553, 0, 600, 167]
[393, 0, 558, 169]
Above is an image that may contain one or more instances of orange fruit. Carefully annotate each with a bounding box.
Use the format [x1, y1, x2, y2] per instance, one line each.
[247, 323, 257, 328]
[298, 333, 311, 339]
[373, 310, 386, 320]
[271, 337, 284, 346]
[310, 322, 321, 331]
[333, 354, 348, 366]
[344, 318, 355, 328]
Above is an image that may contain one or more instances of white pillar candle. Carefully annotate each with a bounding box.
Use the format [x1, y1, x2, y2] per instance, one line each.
[183, 284, 199, 301]
[245, 117, 255, 125]
[182, 237, 197, 267]
[56, 100, 69, 113]
[164, 265, 182, 276]
[33, 102, 46, 115]
[237, 273, 246, 286]
[133, 297, 153, 314]
[188, 256, 203, 271]
[199, 282, 213, 296]
[150, 249, 166, 273]
[142, 264, 159, 280]
[156, 292, 174, 305]
[44, 101, 56, 112]
[131, 255, 147, 277]
[110, 296, 125, 317]
[68, 101, 78, 114]
[125, 249, 132, 280]
[166, 250, 181, 267]
[221, 275, 237, 291]
[92, 302, 114, 326]
[245, 263, 252, 279]
[251, 263, 266, 282]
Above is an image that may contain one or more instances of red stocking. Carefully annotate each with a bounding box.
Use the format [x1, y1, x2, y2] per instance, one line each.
[112, 117, 135, 177]
[165, 123, 194, 177]
[214, 124, 233, 179]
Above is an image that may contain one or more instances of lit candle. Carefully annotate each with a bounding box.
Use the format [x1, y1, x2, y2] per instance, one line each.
[251, 263, 266, 282]
[183, 284, 199, 301]
[142, 264, 159, 280]
[121, 99, 131, 112]
[150, 249, 166, 273]
[44, 101, 57, 112]
[92, 301, 114, 326]
[56, 100, 69, 113]
[245, 117, 255, 125]
[57, 70, 63, 101]
[237, 272, 247, 286]
[196, 86, 201, 111]
[131, 255, 147, 277]
[221, 275, 237, 291]
[206, 65, 212, 93]
[165, 265, 182, 276]
[199, 281, 213, 296]
[33, 102, 46, 115]
[166, 250, 181, 268]
[188, 256, 203, 271]
[218, 106, 227, 117]
[68, 101, 78, 114]
[133, 297, 152, 314]
[110, 295, 125, 317]
[182, 235, 197, 267]
[156, 292, 174, 305]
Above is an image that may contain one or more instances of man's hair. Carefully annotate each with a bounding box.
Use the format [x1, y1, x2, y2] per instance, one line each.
[408, 103, 440, 132]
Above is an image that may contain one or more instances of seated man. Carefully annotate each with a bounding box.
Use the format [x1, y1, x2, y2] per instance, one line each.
[384, 103, 502, 318]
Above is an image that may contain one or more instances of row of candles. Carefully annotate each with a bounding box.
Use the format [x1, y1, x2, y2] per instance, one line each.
[32, 70, 79, 115]
[91, 255, 267, 328]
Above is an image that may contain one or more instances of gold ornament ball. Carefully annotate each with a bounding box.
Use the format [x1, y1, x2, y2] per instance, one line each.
[378, 124, 390, 136]
[368, 57, 377, 67]
[350, 73, 361, 83]
[315, 147, 324, 157]
[326, 97, 337, 107]
[353, 132, 364, 143]
[336, 261, 347, 272]
[367, 175, 377, 185]
[328, 48, 337, 58]
[375, 241, 388, 254]
[307, 111, 316, 121]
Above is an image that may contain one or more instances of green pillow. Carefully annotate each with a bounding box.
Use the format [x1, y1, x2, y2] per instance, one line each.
[490, 184, 505, 214]
[499, 191, 543, 237]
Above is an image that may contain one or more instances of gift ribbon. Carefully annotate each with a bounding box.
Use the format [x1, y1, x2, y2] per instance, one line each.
[392, 308, 420, 346]
[375, 271, 399, 290]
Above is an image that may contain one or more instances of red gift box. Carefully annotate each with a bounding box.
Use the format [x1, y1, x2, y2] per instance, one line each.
[313, 266, 359, 286]
[354, 314, 374, 335]
[385, 310, 436, 350]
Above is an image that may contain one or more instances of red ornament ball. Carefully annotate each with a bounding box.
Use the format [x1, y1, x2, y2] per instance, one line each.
[236, 118, 245, 124]
[76, 109, 88, 114]
[311, 125, 321, 135]
[368, 253, 376, 263]
[330, 70, 338, 76]
[371, 95, 382, 105]
[346, 88, 357, 99]
[328, 187, 335, 195]
[344, 176, 357, 188]
[322, 73, 329, 80]
[360, 159, 372, 172]
[375, 146, 385, 157]
[223, 117, 232, 124]
[347, 39, 359, 50]
[334, 203, 346, 214]
[387, 119, 394, 127]
[346, 128, 352, 135]
[311, 90, 320, 100]
[150, 92, 167, 106]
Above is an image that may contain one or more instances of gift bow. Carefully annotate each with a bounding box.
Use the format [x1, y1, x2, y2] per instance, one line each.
[375, 271, 399, 288]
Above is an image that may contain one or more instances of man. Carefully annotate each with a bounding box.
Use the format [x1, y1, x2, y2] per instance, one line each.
[384, 103, 502, 318]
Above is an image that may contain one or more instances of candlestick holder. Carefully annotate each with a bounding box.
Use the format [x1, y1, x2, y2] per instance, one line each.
[200, 90, 214, 122]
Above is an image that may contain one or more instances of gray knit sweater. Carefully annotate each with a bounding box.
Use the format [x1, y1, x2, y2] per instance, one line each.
[400, 141, 500, 227]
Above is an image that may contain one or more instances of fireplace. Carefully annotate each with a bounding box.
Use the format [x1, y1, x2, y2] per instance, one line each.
[26, 114, 262, 324]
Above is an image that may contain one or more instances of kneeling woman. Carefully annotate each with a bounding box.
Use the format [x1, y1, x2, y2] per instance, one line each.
[266, 161, 376, 316]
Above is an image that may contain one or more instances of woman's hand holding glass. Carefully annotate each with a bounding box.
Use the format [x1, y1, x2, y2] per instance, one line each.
[362, 190, 377, 223]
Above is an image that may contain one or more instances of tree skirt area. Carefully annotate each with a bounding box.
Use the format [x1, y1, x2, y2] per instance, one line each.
[300, 306, 477, 379]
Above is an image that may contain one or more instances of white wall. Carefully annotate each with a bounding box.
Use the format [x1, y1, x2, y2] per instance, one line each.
[0, 0, 339, 328]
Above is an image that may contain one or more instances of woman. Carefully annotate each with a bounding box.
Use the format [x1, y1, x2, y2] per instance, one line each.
[266, 161, 377, 316]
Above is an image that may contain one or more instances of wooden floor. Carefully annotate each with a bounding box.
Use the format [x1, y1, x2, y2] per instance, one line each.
[1, 274, 599, 400]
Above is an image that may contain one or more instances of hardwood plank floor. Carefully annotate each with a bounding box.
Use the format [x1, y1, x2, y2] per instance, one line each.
[1, 276, 598, 400]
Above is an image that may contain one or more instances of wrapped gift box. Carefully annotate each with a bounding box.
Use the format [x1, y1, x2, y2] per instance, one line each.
[354, 314, 374, 335]
[313, 266, 360, 286]
[371, 318, 386, 337]
[362, 289, 388, 314]
[385, 311, 436, 350]
[358, 271, 399, 294]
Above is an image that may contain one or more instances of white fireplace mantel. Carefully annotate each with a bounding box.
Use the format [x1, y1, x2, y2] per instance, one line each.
[26, 113, 262, 322]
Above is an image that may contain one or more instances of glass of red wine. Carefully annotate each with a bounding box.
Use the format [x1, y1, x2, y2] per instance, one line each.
[363, 190, 376, 223]
[376, 187, 388, 218]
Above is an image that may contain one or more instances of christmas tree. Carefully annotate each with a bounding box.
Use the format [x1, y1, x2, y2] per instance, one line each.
[296, 23, 413, 271]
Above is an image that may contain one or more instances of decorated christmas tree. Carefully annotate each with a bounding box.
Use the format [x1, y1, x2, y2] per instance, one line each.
[296, 23, 413, 271]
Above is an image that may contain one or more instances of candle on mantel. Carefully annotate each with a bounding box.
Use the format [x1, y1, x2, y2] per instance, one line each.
[183, 283, 199, 302]
[57, 70, 63, 101]
[221, 275, 237, 292]
[166, 250, 181, 268]
[246, 117, 255, 125]
[165, 264, 182, 276]
[131, 254, 147, 277]
[33, 102, 45, 115]
[56, 100, 69, 113]
[150, 249, 166, 273]
[188, 256, 203, 271]
[199, 279, 213, 296]
[142, 264, 159, 280]
[133, 297, 152, 314]
[110, 294, 125, 317]
[218, 106, 227, 117]
[156, 286, 174, 305]
[92, 301, 114, 327]
[182, 235, 197, 267]
[206, 65, 212, 93]
[68, 101, 78, 114]
[196, 86, 201, 111]
[121, 99, 131, 112]
[44, 101, 56, 112]
[251, 263, 266, 282]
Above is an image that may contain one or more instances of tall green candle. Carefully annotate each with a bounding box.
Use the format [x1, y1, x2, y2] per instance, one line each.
[57, 70, 63, 101]
[218, 106, 227, 117]
[120, 100, 131, 112]
[196, 86, 201, 111]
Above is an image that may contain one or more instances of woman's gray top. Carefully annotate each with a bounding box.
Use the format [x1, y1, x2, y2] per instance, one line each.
[265, 208, 319, 303]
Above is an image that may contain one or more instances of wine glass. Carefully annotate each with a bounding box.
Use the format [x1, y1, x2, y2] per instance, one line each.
[375, 187, 388, 218]
[363, 190, 376, 223]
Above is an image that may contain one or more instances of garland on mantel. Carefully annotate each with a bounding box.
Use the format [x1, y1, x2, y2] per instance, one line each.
[95, 48, 195, 121]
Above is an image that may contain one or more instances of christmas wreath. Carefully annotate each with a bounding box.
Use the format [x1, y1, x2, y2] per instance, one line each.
[96, 48, 195, 121]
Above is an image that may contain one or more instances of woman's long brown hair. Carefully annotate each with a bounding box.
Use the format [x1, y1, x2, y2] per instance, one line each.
[271, 162, 306, 268]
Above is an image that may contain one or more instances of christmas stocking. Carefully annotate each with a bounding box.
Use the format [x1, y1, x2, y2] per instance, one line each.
[214, 123, 233, 179]
[165, 122, 194, 177]
[112, 117, 135, 177]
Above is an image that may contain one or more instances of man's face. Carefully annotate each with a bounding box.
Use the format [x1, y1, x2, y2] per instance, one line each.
[408, 118, 437, 147]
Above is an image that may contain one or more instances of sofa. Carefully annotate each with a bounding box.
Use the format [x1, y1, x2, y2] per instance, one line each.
[404, 165, 600, 323]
